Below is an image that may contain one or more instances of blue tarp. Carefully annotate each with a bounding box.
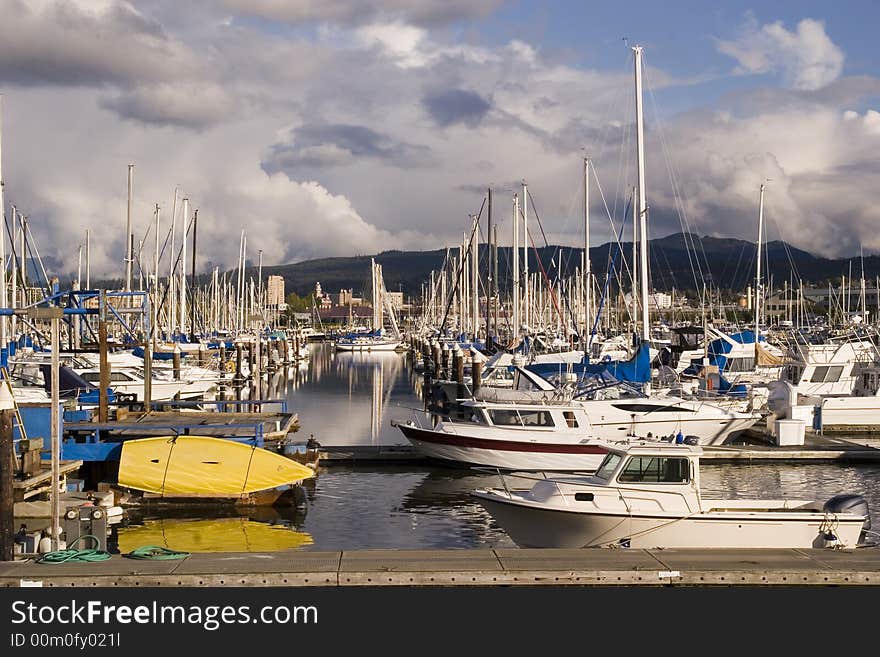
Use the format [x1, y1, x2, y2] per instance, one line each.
[525, 341, 652, 384]
[682, 330, 763, 376]
[131, 346, 176, 360]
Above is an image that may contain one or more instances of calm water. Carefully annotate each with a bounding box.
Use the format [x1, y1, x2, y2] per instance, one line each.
[115, 343, 880, 552]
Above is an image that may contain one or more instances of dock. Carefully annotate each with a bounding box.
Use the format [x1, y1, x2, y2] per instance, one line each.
[65, 409, 300, 445]
[2, 547, 879, 587]
[317, 435, 880, 465]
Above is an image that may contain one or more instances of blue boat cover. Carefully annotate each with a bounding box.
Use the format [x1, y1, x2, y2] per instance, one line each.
[525, 341, 651, 384]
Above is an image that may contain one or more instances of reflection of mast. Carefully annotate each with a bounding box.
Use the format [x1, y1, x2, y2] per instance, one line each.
[371, 359, 380, 443]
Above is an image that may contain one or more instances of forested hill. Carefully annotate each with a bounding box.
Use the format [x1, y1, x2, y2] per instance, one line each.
[255, 232, 868, 298]
[91, 232, 877, 299]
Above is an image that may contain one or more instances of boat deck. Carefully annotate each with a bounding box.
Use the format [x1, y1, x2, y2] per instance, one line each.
[2, 547, 879, 587]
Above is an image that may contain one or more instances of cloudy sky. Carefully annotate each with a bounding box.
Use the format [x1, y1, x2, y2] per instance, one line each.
[0, 0, 878, 279]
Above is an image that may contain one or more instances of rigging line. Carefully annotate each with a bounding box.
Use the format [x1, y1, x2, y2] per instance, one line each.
[525, 226, 564, 329]
[590, 196, 633, 348]
[438, 197, 487, 335]
[21, 221, 51, 296]
[642, 56, 708, 294]
[591, 161, 637, 296]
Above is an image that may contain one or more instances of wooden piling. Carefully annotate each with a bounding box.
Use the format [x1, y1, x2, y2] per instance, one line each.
[173, 346, 181, 380]
[98, 320, 109, 423]
[472, 355, 482, 396]
[0, 407, 14, 561]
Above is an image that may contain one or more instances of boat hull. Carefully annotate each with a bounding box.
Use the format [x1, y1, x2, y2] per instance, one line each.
[473, 492, 866, 549]
[398, 424, 608, 471]
[118, 436, 314, 498]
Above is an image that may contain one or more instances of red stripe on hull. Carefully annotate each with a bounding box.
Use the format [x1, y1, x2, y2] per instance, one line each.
[398, 425, 609, 455]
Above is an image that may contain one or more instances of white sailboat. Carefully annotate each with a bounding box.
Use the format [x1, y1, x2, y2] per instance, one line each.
[335, 258, 402, 352]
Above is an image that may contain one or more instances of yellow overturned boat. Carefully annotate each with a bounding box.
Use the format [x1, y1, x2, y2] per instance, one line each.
[118, 436, 315, 503]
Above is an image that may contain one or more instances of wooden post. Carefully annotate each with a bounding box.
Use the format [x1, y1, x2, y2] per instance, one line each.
[49, 314, 60, 551]
[235, 344, 243, 381]
[219, 342, 227, 377]
[0, 406, 13, 561]
[453, 346, 464, 413]
[472, 353, 483, 396]
[173, 345, 181, 380]
[143, 338, 153, 412]
[98, 318, 109, 423]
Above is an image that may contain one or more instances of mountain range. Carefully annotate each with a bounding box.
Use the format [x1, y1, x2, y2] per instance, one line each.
[88, 232, 880, 299]
[256, 232, 878, 299]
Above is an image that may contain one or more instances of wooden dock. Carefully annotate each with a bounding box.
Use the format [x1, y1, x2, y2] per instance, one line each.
[66, 410, 300, 444]
[2, 547, 878, 587]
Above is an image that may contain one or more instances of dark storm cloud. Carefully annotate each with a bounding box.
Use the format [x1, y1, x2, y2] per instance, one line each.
[423, 89, 491, 127]
[223, 0, 504, 27]
[261, 123, 434, 174]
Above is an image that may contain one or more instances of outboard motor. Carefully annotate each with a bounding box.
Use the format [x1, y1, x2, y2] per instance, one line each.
[824, 494, 871, 543]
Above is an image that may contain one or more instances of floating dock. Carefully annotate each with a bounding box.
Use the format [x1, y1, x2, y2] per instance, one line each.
[2, 547, 878, 587]
[317, 438, 880, 465]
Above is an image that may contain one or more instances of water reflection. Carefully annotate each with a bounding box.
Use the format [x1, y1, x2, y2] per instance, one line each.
[701, 462, 880, 529]
[282, 343, 414, 446]
[116, 506, 312, 553]
[298, 465, 516, 550]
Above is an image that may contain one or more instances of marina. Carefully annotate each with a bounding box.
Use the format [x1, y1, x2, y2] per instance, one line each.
[1, 7, 880, 600]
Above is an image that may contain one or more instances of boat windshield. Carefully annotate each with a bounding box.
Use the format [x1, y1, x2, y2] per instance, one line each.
[593, 453, 622, 481]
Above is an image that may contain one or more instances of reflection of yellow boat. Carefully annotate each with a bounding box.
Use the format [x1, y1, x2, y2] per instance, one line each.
[117, 517, 313, 553]
[118, 436, 314, 498]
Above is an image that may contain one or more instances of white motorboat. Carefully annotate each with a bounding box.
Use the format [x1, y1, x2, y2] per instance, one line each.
[473, 442, 872, 549]
[400, 364, 757, 470]
[769, 338, 880, 433]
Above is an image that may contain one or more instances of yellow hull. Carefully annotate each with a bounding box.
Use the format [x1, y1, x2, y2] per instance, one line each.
[117, 517, 313, 552]
[118, 436, 315, 497]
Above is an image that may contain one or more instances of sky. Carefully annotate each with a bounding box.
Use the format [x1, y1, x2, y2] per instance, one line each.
[0, 0, 878, 279]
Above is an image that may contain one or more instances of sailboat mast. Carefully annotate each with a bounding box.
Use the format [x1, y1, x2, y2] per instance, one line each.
[583, 157, 591, 343]
[755, 183, 765, 361]
[180, 197, 188, 336]
[0, 95, 6, 349]
[633, 45, 650, 342]
[522, 182, 530, 331]
[487, 187, 492, 344]
[125, 164, 133, 291]
[471, 211, 479, 341]
[512, 194, 520, 338]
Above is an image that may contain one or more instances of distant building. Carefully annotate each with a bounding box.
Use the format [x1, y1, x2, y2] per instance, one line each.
[651, 292, 673, 309]
[267, 275, 286, 307]
[331, 288, 363, 307]
[386, 291, 404, 310]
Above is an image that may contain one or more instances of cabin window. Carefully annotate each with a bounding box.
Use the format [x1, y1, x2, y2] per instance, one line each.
[617, 456, 690, 484]
[810, 366, 844, 383]
[563, 411, 578, 428]
[593, 453, 622, 480]
[488, 409, 553, 427]
[785, 365, 802, 383]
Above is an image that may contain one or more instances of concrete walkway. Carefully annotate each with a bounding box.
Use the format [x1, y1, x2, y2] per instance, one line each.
[2, 547, 879, 587]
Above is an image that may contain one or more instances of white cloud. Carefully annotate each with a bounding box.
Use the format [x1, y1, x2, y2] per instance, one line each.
[1, 2, 878, 284]
[716, 16, 844, 91]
